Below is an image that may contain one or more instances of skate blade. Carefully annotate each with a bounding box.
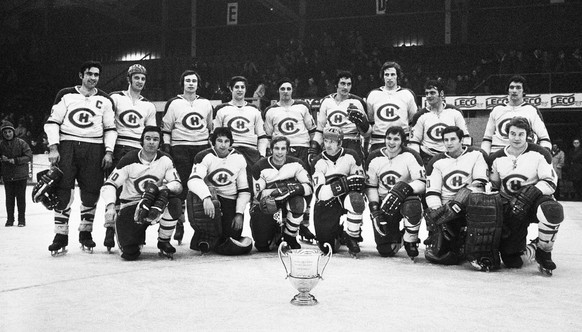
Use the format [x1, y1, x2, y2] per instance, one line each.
[80, 245, 94, 254]
[158, 251, 174, 260]
[106, 247, 114, 254]
[538, 265, 553, 277]
[51, 248, 68, 257]
[349, 252, 359, 259]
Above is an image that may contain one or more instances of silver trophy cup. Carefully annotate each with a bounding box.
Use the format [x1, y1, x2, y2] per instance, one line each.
[278, 241, 332, 306]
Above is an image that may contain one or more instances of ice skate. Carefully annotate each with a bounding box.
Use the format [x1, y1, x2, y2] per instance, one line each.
[158, 241, 176, 260]
[283, 234, 301, 250]
[344, 233, 361, 258]
[174, 219, 184, 245]
[535, 248, 556, 277]
[79, 231, 96, 253]
[404, 239, 420, 261]
[103, 227, 115, 253]
[299, 225, 316, 244]
[48, 234, 68, 257]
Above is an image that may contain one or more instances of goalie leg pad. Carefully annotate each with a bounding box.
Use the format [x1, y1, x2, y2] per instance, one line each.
[314, 200, 343, 252]
[465, 193, 503, 270]
[250, 205, 280, 252]
[214, 236, 253, 255]
[187, 192, 222, 251]
[286, 196, 306, 215]
[344, 192, 365, 214]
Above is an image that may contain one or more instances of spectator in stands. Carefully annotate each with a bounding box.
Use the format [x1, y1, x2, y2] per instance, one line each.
[552, 143, 565, 200]
[566, 138, 582, 201]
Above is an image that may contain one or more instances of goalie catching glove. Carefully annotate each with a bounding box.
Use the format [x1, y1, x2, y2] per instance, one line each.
[347, 104, 369, 132]
[329, 174, 366, 197]
[32, 167, 63, 210]
[380, 181, 413, 216]
[509, 185, 542, 220]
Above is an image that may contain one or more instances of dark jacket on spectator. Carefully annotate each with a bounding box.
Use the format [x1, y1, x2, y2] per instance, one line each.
[1, 121, 32, 182]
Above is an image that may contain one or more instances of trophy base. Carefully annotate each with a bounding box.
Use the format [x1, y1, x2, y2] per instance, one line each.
[290, 292, 318, 306]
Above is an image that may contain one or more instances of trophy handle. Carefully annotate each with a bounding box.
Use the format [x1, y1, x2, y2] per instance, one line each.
[278, 241, 290, 278]
[318, 242, 333, 279]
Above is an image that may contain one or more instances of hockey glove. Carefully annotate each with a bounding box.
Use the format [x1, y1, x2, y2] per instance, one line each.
[347, 105, 369, 132]
[307, 140, 322, 156]
[32, 167, 63, 203]
[134, 182, 159, 224]
[509, 185, 543, 220]
[370, 202, 388, 237]
[381, 181, 413, 216]
[270, 182, 305, 201]
[146, 188, 170, 224]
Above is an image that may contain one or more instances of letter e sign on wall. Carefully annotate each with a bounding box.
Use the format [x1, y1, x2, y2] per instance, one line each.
[227, 3, 238, 25]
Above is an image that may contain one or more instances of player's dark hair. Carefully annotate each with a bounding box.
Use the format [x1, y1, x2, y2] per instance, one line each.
[276, 77, 294, 89]
[229, 76, 247, 89]
[211, 127, 234, 145]
[385, 126, 407, 145]
[79, 61, 102, 75]
[180, 70, 201, 88]
[335, 70, 353, 86]
[271, 136, 290, 150]
[424, 79, 445, 94]
[379, 61, 403, 82]
[140, 126, 163, 147]
[507, 116, 532, 136]
[441, 126, 464, 140]
[507, 75, 528, 93]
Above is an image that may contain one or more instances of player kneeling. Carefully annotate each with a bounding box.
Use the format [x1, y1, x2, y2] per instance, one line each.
[312, 127, 366, 256]
[250, 136, 313, 251]
[489, 117, 563, 276]
[423, 126, 503, 270]
[101, 126, 182, 260]
[187, 127, 252, 255]
[365, 126, 425, 259]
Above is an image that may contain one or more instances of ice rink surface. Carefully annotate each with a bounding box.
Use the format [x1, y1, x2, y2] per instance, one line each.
[1, 186, 582, 332]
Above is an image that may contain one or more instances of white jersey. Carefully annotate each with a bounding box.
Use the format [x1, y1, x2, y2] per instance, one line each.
[101, 150, 181, 208]
[366, 87, 418, 145]
[214, 102, 267, 149]
[162, 95, 213, 146]
[425, 147, 488, 206]
[45, 86, 117, 151]
[315, 93, 367, 143]
[264, 100, 316, 147]
[110, 90, 157, 148]
[251, 156, 312, 202]
[489, 143, 557, 198]
[410, 104, 470, 156]
[482, 102, 550, 153]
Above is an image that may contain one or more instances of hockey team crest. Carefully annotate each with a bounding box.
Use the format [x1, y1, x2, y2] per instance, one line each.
[278, 242, 332, 306]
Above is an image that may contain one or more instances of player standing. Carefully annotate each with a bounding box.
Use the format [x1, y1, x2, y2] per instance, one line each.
[214, 76, 268, 165]
[44, 61, 117, 255]
[101, 126, 182, 260]
[365, 126, 425, 259]
[161, 70, 213, 245]
[313, 70, 370, 162]
[409, 80, 471, 165]
[489, 117, 563, 275]
[187, 127, 253, 255]
[312, 127, 366, 256]
[250, 136, 313, 251]
[366, 62, 418, 152]
[481, 75, 551, 154]
[104, 64, 157, 251]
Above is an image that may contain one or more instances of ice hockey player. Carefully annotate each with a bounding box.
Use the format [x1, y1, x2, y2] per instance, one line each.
[44, 60, 117, 255]
[250, 136, 313, 251]
[365, 126, 425, 259]
[101, 126, 182, 260]
[489, 117, 563, 276]
[104, 64, 157, 251]
[312, 127, 366, 256]
[423, 126, 495, 269]
[187, 127, 252, 255]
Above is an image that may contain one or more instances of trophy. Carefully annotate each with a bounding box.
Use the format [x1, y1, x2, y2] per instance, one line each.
[278, 241, 332, 306]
